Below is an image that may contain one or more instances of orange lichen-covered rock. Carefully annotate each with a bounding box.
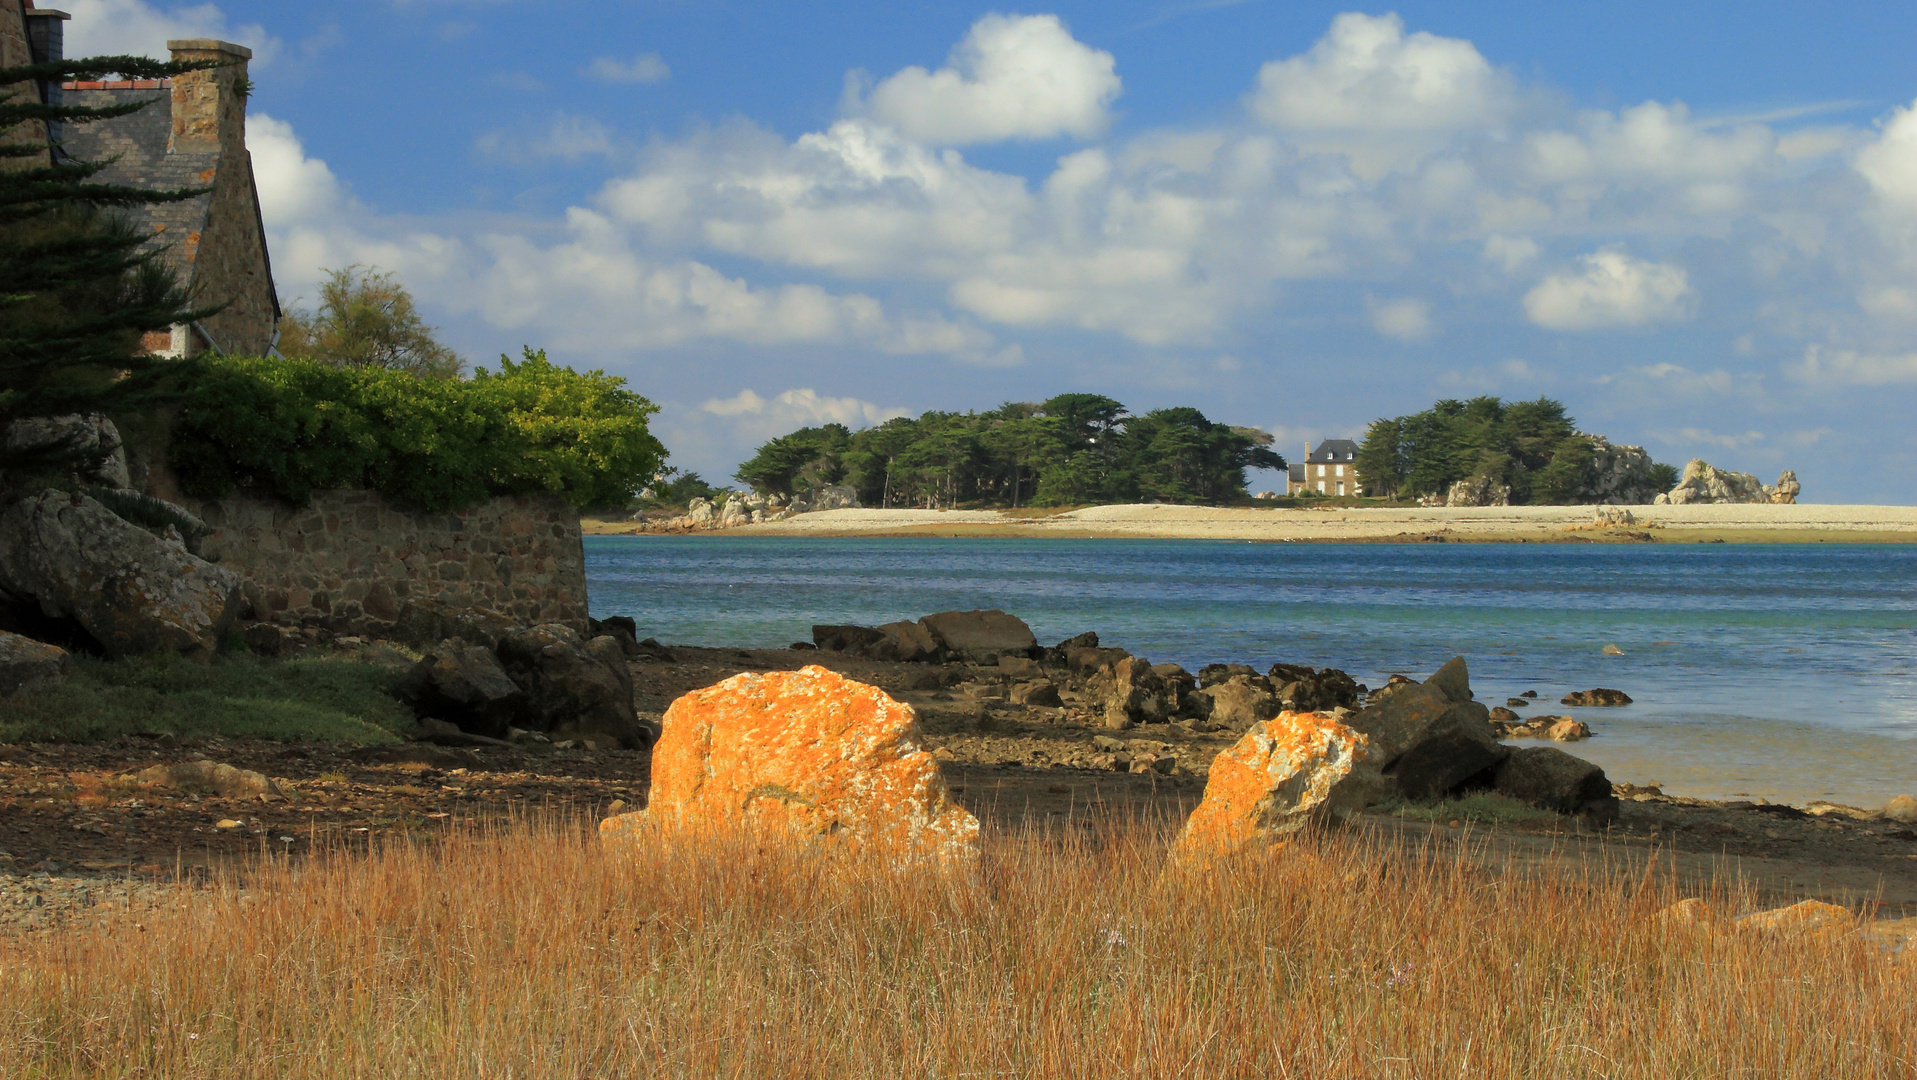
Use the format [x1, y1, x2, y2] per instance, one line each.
[1734, 899, 1857, 939]
[601, 665, 978, 865]
[1173, 710, 1381, 856]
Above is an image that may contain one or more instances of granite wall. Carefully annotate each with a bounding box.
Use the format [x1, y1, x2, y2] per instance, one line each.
[185, 489, 587, 634]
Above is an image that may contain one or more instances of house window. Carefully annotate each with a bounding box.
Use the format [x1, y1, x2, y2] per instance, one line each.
[1317, 480, 1325, 494]
[1316, 464, 1325, 477]
[1337, 481, 1346, 496]
[1335, 464, 1344, 477]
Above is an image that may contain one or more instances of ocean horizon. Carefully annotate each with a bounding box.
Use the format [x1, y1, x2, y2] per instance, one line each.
[585, 536, 1917, 808]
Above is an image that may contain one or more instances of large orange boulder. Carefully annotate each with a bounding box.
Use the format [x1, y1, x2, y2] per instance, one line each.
[601, 665, 978, 864]
[1173, 710, 1382, 856]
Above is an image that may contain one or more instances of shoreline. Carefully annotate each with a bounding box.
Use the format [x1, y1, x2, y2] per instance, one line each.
[586, 503, 1917, 543]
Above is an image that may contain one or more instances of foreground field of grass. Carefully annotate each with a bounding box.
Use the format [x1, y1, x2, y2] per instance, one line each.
[3, 817, 1912, 1078]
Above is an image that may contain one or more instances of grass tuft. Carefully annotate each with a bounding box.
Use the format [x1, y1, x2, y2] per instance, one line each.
[1378, 790, 1561, 824]
[1, 817, 1909, 1078]
[0, 652, 416, 745]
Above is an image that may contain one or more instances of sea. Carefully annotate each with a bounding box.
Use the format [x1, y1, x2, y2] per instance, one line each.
[584, 537, 1917, 808]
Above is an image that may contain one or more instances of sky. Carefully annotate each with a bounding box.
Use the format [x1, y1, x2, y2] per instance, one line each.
[59, 0, 1917, 501]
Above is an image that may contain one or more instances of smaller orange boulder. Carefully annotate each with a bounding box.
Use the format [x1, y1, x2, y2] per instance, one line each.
[1734, 899, 1857, 939]
[602, 665, 978, 865]
[1173, 710, 1381, 857]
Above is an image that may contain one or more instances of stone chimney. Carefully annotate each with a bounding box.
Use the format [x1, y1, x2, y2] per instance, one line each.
[165, 38, 250, 156]
[23, 7, 68, 148]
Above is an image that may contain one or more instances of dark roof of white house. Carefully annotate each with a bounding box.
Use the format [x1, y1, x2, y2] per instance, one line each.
[1307, 439, 1360, 464]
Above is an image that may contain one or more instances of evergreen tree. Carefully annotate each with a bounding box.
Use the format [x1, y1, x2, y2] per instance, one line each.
[0, 52, 227, 473]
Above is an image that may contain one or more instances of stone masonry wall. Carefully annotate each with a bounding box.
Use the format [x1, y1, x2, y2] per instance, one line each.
[184, 489, 588, 635]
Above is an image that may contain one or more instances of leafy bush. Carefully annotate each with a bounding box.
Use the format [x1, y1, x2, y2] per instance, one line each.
[169, 349, 665, 511]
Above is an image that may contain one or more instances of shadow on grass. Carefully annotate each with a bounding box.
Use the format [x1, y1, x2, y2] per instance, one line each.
[0, 651, 417, 745]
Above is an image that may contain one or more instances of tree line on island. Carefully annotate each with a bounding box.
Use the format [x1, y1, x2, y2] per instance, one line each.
[730, 394, 1681, 510]
[732, 395, 1284, 509]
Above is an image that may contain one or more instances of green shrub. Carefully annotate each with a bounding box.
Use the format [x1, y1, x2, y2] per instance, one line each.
[169, 348, 665, 511]
[0, 652, 416, 744]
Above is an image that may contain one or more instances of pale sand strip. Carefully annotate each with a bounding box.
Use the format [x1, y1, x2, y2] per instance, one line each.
[726, 503, 1917, 541]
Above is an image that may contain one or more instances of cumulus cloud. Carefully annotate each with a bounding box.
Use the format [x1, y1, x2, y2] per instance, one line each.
[249, 114, 1018, 364]
[1522, 249, 1693, 331]
[857, 14, 1120, 145]
[700, 388, 908, 428]
[1791, 345, 1917, 385]
[586, 52, 671, 84]
[1482, 234, 1540, 274]
[1366, 295, 1434, 341]
[1855, 98, 1917, 215]
[1247, 13, 1510, 134]
[61, 0, 280, 64]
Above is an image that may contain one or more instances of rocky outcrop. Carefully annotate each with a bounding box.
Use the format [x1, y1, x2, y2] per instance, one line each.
[918, 609, 1038, 662]
[1195, 675, 1281, 732]
[1578, 435, 1665, 505]
[5, 413, 130, 487]
[1344, 657, 1507, 802]
[1656, 459, 1779, 505]
[1561, 688, 1632, 706]
[1096, 655, 1170, 729]
[1267, 663, 1362, 712]
[1445, 475, 1510, 507]
[1173, 710, 1382, 855]
[497, 624, 649, 748]
[602, 665, 978, 865]
[1493, 747, 1615, 817]
[1769, 470, 1800, 504]
[394, 640, 527, 739]
[813, 609, 1039, 665]
[1883, 795, 1917, 824]
[0, 490, 241, 657]
[134, 759, 282, 799]
[0, 629, 68, 697]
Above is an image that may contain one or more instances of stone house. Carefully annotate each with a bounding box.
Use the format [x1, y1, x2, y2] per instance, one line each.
[1287, 439, 1363, 497]
[3, 1, 278, 356]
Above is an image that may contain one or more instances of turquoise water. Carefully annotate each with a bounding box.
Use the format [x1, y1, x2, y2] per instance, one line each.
[585, 537, 1917, 806]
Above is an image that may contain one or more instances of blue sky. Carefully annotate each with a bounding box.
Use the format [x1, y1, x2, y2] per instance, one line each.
[64, 0, 1917, 501]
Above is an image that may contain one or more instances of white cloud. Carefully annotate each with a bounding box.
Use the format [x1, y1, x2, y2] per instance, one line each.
[1791, 345, 1917, 386]
[1366, 295, 1434, 341]
[1855, 98, 1917, 215]
[475, 114, 617, 163]
[700, 388, 907, 428]
[1523, 249, 1693, 331]
[1247, 13, 1510, 134]
[61, 0, 280, 66]
[1670, 427, 1767, 452]
[857, 14, 1120, 145]
[1482, 234, 1540, 273]
[586, 52, 671, 85]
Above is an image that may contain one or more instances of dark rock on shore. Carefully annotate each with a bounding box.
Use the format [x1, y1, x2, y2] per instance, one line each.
[1346, 657, 1507, 802]
[0, 629, 68, 698]
[919, 609, 1039, 663]
[498, 624, 650, 748]
[396, 640, 526, 739]
[1562, 688, 1633, 707]
[1495, 747, 1616, 818]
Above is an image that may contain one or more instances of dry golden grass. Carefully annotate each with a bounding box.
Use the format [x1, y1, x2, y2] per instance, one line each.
[2, 815, 1912, 1078]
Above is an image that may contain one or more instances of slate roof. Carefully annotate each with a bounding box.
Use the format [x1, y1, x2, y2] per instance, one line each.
[1288, 463, 1305, 484]
[1306, 439, 1360, 464]
[57, 83, 218, 284]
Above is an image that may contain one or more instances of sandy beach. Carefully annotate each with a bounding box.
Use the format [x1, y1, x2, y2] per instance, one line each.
[590, 502, 1917, 542]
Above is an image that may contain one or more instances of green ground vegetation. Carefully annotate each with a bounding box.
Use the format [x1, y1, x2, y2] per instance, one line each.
[0, 652, 416, 745]
[1377, 790, 1559, 825]
[735, 394, 1284, 508]
[1354, 396, 1679, 504]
